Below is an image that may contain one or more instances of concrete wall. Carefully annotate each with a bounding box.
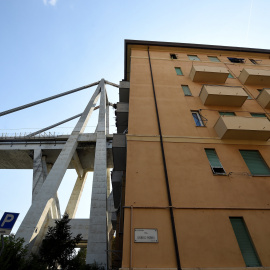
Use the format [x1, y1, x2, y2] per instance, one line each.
[121, 45, 270, 269]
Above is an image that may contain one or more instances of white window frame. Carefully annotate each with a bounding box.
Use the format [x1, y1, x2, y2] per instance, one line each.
[191, 111, 204, 127]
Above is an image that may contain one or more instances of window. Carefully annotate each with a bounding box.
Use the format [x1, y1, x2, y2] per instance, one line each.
[208, 56, 220, 62]
[240, 150, 270, 176]
[170, 53, 177, 59]
[191, 111, 204, 126]
[188, 55, 200, 61]
[219, 112, 235, 116]
[257, 89, 263, 97]
[245, 91, 252, 100]
[230, 217, 261, 267]
[228, 57, 245, 63]
[228, 72, 234, 78]
[250, 113, 266, 118]
[175, 67, 183, 75]
[250, 59, 258, 64]
[181, 85, 192, 96]
[205, 149, 226, 175]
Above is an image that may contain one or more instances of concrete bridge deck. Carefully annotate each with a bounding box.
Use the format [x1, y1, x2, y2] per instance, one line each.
[0, 133, 113, 170]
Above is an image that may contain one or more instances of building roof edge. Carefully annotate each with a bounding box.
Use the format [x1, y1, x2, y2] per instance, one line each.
[123, 39, 270, 81]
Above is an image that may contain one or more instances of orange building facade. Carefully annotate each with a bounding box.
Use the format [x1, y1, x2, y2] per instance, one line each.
[112, 40, 270, 270]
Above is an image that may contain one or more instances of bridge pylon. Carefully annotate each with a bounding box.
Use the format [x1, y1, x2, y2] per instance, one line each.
[2, 78, 118, 268]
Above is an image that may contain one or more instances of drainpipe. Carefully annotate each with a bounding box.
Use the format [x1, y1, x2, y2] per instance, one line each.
[147, 47, 182, 270]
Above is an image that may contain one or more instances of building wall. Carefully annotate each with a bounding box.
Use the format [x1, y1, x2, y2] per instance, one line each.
[122, 45, 270, 269]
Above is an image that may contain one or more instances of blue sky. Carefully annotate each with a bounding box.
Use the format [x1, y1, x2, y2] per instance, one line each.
[0, 0, 270, 233]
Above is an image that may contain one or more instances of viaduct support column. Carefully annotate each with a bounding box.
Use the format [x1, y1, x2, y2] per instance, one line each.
[16, 80, 102, 247]
[32, 149, 47, 202]
[65, 172, 88, 218]
[86, 81, 108, 267]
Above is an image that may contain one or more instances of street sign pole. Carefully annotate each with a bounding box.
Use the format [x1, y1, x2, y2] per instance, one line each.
[0, 212, 20, 257]
[0, 234, 4, 256]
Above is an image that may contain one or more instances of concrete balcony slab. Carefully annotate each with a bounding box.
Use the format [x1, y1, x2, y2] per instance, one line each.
[200, 85, 248, 106]
[119, 81, 130, 103]
[239, 68, 270, 86]
[116, 102, 129, 134]
[190, 65, 229, 83]
[214, 116, 270, 140]
[257, 88, 270, 108]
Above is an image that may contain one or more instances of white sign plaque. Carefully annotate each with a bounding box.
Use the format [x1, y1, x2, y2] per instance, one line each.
[134, 229, 158, 243]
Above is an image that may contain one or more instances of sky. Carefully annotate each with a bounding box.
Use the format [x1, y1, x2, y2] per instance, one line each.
[1, 0, 270, 233]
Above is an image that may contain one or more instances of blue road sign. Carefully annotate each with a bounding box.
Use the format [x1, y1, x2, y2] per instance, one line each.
[0, 212, 19, 235]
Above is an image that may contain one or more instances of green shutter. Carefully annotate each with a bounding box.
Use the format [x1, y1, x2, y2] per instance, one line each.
[208, 56, 220, 62]
[175, 67, 183, 75]
[240, 150, 270, 175]
[188, 55, 200, 61]
[205, 149, 222, 168]
[219, 112, 235, 116]
[250, 113, 266, 118]
[228, 73, 234, 78]
[230, 217, 261, 267]
[181, 85, 191, 96]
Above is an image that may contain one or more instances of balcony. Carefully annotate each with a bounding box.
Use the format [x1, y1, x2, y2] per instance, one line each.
[189, 65, 229, 83]
[112, 134, 126, 171]
[200, 85, 248, 106]
[239, 68, 270, 86]
[119, 81, 130, 103]
[111, 170, 123, 209]
[214, 116, 270, 140]
[257, 88, 270, 109]
[115, 102, 129, 133]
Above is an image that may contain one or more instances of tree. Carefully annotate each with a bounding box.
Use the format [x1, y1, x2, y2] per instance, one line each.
[0, 235, 28, 270]
[0, 214, 104, 270]
[0, 234, 47, 270]
[39, 213, 82, 270]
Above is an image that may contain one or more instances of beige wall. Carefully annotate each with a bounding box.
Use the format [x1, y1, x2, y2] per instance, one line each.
[122, 45, 270, 269]
[123, 208, 270, 268]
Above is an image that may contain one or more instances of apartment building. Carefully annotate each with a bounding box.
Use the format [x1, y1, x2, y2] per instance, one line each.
[112, 40, 270, 270]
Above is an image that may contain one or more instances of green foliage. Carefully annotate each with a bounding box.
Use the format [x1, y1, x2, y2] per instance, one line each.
[38, 213, 83, 270]
[24, 253, 47, 270]
[71, 249, 105, 270]
[0, 214, 106, 270]
[0, 234, 28, 270]
[79, 261, 105, 270]
[72, 248, 87, 267]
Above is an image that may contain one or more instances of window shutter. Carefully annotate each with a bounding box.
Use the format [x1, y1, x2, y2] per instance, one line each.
[175, 67, 183, 75]
[181, 85, 191, 96]
[188, 55, 200, 61]
[219, 112, 235, 116]
[250, 113, 266, 118]
[205, 149, 222, 168]
[240, 150, 270, 175]
[230, 217, 261, 267]
[208, 56, 220, 62]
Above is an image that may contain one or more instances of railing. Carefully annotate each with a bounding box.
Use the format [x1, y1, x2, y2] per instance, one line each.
[0, 132, 69, 140]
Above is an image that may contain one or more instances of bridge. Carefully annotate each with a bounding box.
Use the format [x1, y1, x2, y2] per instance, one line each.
[0, 78, 128, 268]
